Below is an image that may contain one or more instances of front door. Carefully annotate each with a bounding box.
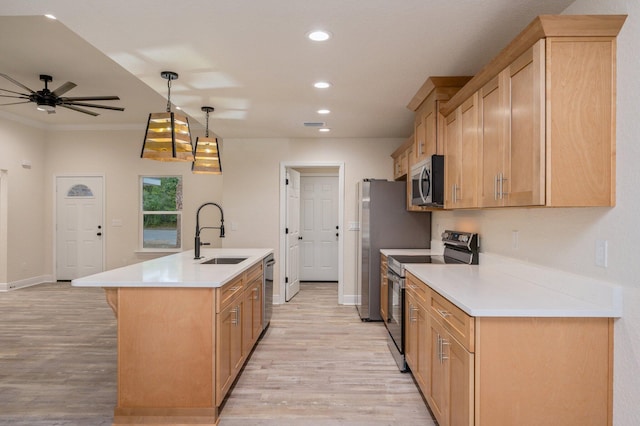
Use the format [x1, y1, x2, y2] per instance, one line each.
[300, 176, 338, 281]
[56, 176, 104, 280]
[285, 169, 301, 301]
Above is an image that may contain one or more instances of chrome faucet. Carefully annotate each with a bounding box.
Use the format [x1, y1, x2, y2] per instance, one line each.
[194, 202, 225, 259]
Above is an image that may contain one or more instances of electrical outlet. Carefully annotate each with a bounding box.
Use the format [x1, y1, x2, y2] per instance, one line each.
[595, 239, 608, 267]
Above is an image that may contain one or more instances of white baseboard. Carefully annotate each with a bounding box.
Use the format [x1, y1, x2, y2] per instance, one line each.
[0, 275, 55, 291]
[342, 294, 358, 305]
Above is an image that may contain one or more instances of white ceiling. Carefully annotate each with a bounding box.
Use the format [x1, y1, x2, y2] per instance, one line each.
[0, 0, 575, 138]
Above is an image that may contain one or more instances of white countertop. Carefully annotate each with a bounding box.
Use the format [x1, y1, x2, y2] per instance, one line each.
[404, 254, 622, 318]
[380, 248, 443, 257]
[72, 248, 273, 288]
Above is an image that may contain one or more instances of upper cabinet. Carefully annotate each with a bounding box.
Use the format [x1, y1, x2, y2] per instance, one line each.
[391, 135, 412, 180]
[407, 77, 472, 163]
[444, 94, 480, 209]
[440, 14, 626, 209]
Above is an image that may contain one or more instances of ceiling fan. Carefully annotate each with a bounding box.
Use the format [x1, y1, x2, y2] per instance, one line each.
[0, 73, 124, 116]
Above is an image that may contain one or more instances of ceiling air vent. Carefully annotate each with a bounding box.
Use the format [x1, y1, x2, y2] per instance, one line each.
[303, 122, 325, 127]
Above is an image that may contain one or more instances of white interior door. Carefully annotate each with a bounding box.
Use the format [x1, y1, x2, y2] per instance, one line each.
[285, 169, 301, 301]
[300, 176, 338, 281]
[56, 176, 104, 280]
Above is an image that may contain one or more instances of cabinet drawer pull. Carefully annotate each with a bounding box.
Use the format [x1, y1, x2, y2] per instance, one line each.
[230, 286, 241, 292]
[437, 309, 451, 318]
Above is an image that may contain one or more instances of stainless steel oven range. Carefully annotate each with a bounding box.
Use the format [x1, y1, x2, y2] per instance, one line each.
[386, 230, 479, 372]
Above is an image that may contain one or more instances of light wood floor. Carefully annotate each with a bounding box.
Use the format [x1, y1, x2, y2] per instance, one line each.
[0, 282, 435, 426]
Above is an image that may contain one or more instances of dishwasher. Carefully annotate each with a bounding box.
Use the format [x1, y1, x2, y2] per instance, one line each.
[262, 253, 275, 331]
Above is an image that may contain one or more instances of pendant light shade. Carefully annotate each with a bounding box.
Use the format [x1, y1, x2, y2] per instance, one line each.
[141, 71, 194, 162]
[192, 106, 222, 174]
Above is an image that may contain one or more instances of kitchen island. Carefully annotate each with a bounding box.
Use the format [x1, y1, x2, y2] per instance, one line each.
[72, 248, 273, 426]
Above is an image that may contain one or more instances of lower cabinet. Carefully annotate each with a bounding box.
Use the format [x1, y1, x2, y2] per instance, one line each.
[405, 271, 613, 426]
[243, 276, 263, 356]
[216, 295, 244, 406]
[427, 312, 474, 426]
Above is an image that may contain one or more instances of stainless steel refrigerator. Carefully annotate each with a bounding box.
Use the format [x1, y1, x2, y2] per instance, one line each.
[355, 179, 431, 321]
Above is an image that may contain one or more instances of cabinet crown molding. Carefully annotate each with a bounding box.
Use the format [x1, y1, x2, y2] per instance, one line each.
[440, 14, 627, 116]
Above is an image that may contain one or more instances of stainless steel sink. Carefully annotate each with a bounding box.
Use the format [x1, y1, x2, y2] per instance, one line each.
[200, 257, 248, 265]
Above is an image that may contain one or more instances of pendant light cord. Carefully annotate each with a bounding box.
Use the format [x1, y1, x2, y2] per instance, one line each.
[205, 109, 210, 137]
[166, 77, 172, 113]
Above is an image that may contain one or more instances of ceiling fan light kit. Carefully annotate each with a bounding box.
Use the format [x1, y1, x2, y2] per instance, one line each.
[0, 73, 123, 116]
[192, 106, 222, 175]
[141, 71, 194, 162]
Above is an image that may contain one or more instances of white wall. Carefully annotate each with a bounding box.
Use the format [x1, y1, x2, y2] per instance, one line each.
[0, 116, 48, 287]
[220, 137, 403, 301]
[433, 2, 640, 424]
[42, 129, 225, 271]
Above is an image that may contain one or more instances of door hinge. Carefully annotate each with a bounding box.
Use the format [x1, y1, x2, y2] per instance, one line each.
[285, 277, 289, 283]
[286, 178, 289, 185]
[285, 227, 289, 234]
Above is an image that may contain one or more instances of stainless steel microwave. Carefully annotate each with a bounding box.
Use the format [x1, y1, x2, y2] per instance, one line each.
[410, 155, 444, 207]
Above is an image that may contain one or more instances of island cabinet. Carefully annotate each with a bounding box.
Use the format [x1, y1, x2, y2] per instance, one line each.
[110, 261, 264, 426]
[380, 254, 388, 322]
[405, 271, 614, 426]
[440, 15, 626, 209]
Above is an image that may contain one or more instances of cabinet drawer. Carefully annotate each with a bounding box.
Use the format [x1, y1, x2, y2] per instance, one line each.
[406, 272, 429, 305]
[244, 262, 263, 284]
[430, 290, 475, 352]
[217, 275, 244, 313]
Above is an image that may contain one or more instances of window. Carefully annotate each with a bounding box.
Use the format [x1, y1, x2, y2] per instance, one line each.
[66, 184, 94, 197]
[140, 176, 182, 250]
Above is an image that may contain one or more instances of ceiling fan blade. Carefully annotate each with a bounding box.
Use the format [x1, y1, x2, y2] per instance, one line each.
[64, 101, 125, 111]
[62, 95, 120, 101]
[51, 81, 77, 97]
[0, 101, 31, 106]
[0, 94, 29, 100]
[0, 73, 36, 94]
[0, 87, 29, 96]
[59, 104, 99, 116]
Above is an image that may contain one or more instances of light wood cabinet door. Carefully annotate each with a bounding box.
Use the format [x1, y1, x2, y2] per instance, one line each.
[427, 316, 448, 424]
[428, 314, 474, 426]
[404, 291, 418, 371]
[444, 94, 479, 209]
[479, 76, 504, 207]
[242, 279, 262, 356]
[504, 41, 545, 206]
[216, 298, 243, 406]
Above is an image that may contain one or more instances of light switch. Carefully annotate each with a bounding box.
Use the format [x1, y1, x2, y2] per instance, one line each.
[595, 239, 608, 267]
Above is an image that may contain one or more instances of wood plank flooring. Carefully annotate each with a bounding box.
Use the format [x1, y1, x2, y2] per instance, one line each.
[0, 282, 435, 426]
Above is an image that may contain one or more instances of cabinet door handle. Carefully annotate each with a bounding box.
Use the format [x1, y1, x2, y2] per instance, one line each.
[500, 173, 508, 199]
[437, 334, 442, 363]
[253, 288, 259, 300]
[494, 174, 499, 200]
[410, 306, 418, 322]
[441, 336, 450, 362]
[231, 307, 238, 325]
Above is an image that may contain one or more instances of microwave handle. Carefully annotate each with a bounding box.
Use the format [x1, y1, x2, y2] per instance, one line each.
[418, 166, 427, 202]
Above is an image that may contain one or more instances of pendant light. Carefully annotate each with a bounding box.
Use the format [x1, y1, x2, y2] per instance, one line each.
[141, 71, 194, 162]
[192, 106, 222, 174]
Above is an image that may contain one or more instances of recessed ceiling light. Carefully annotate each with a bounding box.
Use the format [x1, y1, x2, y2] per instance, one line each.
[44, 14, 57, 20]
[317, 109, 331, 114]
[319, 128, 331, 133]
[314, 81, 331, 89]
[308, 30, 331, 42]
